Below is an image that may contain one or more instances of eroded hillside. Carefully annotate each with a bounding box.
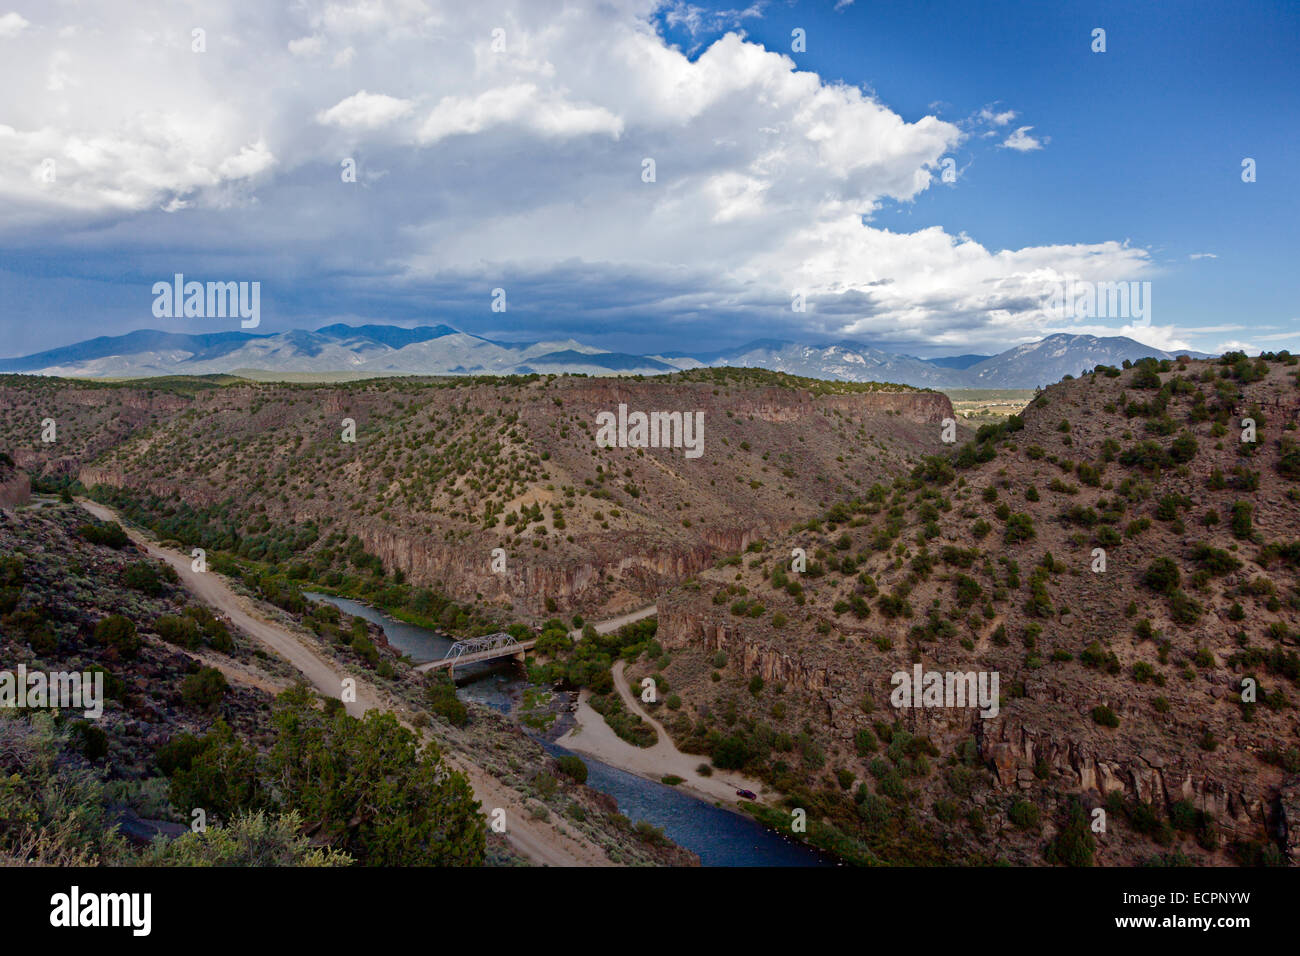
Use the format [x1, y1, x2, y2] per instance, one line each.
[651, 353, 1300, 865]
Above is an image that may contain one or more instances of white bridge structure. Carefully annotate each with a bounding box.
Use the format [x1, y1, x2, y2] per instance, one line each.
[414, 632, 536, 678]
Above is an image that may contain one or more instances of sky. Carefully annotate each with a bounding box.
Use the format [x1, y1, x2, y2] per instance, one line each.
[0, 0, 1296, 360]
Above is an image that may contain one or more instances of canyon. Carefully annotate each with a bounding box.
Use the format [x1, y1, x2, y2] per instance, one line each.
[2, 370, 957, 617]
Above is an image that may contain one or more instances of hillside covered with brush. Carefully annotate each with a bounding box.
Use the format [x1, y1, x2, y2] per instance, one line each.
[652, 351, 1300, 865]
[0, 369, 954, 622]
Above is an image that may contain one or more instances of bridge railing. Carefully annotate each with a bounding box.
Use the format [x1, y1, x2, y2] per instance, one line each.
[441, 632, 519, 662]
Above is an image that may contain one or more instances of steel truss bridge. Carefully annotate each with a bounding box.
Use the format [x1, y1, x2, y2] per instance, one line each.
[414, 632, 536, 676]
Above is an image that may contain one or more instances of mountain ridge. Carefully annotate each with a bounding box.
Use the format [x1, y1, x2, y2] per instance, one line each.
[0, 325, 1213, 389]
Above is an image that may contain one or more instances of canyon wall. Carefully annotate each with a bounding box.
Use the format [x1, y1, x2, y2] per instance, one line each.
[71, 382, 952, 615]
[339, 521, 768, 613]
[551, 379, 954, 426]
[657, 602, 1287, 848]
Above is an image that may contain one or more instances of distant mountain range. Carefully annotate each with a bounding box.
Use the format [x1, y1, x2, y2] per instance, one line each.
[0, 325, 1211, 389]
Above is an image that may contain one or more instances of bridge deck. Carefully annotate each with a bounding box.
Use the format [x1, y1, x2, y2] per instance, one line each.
[414, 639, 537, 673]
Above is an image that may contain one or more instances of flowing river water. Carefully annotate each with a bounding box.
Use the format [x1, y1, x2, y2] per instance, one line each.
[305, 592, 834, 867]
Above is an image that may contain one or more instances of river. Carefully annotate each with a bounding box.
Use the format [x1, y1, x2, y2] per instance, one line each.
[304, 592, 834, 867]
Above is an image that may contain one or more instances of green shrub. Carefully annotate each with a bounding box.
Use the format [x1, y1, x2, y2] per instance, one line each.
[94, 614, 140, 660]
[1091, 704, 1120, 728]
[426, 676, 469, 728]
[1045, 800, 1095, 866]
[1004, 513, 1036, 544]
[555, 754, 588, 784]
[71, 720, 109, 761]
[181, 667, 229, 712]
[120, 561, 169, 596]
[1143, 557, 1180, 595]
[78, 522, 130, 548]
[1009, 799, 1041, 830]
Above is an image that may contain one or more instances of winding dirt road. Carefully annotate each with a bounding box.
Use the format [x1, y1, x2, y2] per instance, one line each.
[81, 499, 385, 716]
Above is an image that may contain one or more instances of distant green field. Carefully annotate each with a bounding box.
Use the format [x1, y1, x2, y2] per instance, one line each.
[941, 389, 1038, 402]
[943, 388, 1036, 422]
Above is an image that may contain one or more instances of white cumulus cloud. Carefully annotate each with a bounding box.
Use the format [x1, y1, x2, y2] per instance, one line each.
[317, 90, 415, 129]
[0, 0, 1155, 352]
[0, 11, 28, 38]
[1000, 125, 1045, 152]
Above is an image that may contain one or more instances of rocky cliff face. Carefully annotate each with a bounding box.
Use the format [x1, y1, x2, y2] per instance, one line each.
[548, 379, 954, 426]
[78, 464, 236, 507]
[659, 605, 834, 691]
[320, 521, 771, 614]
[821, 390, 954, 425]
[1281, 777, 1300, 863]
[975, 716, 1274, 837]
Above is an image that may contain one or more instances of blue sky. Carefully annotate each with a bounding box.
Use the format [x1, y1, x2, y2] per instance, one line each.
[0, 0, 1296, 360]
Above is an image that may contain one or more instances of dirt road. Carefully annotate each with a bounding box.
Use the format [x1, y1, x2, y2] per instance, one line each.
[567, 604, 657, 640]
[80, 499, 383, 716]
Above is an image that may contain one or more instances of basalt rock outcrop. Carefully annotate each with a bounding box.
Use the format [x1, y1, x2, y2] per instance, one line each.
[659, 604, 834, 692]
[1281, 776, 1300, 863]
[318, 521, 772, 614]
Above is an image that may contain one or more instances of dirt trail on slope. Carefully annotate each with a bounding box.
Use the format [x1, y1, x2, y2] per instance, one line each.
[80, 498, 384, 716]
[76, 499, 611, 867]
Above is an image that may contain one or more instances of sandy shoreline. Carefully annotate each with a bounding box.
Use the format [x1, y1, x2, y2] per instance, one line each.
[556, 660, 771, 815]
